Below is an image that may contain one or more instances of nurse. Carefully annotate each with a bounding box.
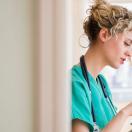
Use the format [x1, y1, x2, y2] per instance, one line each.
[72, 0, 132, 132]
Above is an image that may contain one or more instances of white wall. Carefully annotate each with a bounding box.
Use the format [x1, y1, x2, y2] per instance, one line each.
[0, 0, 35, 132]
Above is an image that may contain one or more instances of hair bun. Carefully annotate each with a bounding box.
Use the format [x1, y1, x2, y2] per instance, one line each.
[94, 0, 108, 5]
[83, 0, 132, 43]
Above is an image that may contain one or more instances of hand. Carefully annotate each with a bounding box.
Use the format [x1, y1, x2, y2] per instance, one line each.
[121, 102, 132, 117]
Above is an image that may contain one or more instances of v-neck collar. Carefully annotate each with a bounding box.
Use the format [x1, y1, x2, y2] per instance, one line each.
[75, 64, 101, 88]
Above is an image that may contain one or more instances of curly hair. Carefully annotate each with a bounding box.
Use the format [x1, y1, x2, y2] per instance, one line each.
[83, 0, 132, 43]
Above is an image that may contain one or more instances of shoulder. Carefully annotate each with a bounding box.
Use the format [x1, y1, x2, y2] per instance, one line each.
[71, 64, 91, 101]
[71, 64, 85, 82]
[71, 64, 86, 90]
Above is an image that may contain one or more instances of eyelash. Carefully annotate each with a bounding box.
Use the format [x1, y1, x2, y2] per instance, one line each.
[124, 42, 130, 46]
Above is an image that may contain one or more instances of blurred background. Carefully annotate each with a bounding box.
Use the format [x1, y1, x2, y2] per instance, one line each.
[0, 0, 132, 132]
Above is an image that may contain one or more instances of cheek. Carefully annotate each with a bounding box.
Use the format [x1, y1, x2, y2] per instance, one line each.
[111, 41, 123, 55]
[113, 46, 122, 54]
[129, 51, 132, 56]
[106, 42, 123, 62]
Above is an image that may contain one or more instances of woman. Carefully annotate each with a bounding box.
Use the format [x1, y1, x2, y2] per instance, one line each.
[72, 0, 132, 132]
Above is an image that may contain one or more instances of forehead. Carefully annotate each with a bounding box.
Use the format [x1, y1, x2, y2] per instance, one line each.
[124, 31, 132, 42]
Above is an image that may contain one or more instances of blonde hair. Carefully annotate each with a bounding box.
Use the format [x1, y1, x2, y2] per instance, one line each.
[83, 0, 132, 43]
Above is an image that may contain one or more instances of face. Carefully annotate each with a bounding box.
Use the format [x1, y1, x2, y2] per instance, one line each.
[103, 31, 132, 69]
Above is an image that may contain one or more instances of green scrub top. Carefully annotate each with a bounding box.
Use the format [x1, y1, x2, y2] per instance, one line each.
[71, 65, 117, 132]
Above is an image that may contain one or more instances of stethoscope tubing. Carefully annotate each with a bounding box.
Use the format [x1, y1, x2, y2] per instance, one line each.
[80, 55, 117, 121]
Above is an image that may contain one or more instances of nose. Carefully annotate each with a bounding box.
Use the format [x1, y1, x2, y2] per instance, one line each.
[125, 50, 132, 58]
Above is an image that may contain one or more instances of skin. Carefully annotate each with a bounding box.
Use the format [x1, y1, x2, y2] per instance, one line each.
[72, 28, 132, 132]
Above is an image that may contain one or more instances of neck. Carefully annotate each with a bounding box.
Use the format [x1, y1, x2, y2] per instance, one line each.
[84, 45, 107, 79]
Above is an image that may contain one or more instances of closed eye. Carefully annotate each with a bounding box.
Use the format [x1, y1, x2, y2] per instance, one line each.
[124, 42, 131, 46]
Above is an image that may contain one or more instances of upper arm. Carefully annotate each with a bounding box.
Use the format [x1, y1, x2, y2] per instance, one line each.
[72, 119, 90, 132]
[72, 81, 94, 131]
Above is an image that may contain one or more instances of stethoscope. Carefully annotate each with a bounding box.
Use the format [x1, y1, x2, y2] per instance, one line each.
[80, 55, 117, 124]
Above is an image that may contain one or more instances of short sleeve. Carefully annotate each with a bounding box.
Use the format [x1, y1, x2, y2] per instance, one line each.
[72, 80, 94, 131]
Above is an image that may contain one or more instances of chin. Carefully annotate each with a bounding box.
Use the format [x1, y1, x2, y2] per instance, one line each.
[110, 63, 121, 69]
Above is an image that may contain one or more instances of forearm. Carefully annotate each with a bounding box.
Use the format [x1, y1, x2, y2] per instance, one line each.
[72, 119, 90, 132]
[102, 110, 128, 132]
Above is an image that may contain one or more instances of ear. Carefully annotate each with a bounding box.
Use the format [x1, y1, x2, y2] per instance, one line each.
[99, 28, 110, 42]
